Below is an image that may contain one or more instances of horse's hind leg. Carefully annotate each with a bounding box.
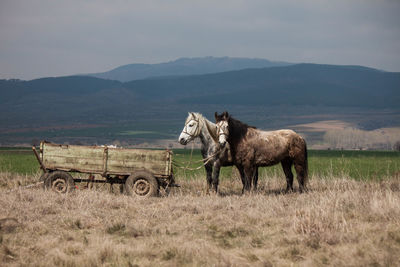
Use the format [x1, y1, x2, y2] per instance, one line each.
[292, 137, 308, 193]
[281, 158, 294, 193]
[211, 160, 221, 193]
[294, 162, 307, 193]
[205, 163, 213, 194]
[243, 166, 255, 194]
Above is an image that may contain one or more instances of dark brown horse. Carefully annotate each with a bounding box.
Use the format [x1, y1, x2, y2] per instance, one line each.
[215, 111, 308, 193]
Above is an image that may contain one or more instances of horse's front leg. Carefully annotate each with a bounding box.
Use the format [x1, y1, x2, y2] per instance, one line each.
[211, 160, 221, 193]
[252, 168, 259, 192]
[204, 163, 213, 194]
[236, 165, 246, 194]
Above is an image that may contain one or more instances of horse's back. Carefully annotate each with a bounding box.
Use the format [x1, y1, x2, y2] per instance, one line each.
[272, 129, 306, 151]
[251, 128, 306, 161]
[255, 129, 300, 144]
[266, 129, 297, 137]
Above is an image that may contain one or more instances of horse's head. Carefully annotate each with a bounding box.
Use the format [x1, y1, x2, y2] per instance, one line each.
[179, 112, 202, 145]
[215, 111, 230, 147]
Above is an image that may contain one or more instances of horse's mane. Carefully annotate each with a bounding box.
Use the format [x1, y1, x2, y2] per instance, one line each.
[186, 112, 204, 124]
[228, 116, 256, 129]
[228, 116, 256, 141]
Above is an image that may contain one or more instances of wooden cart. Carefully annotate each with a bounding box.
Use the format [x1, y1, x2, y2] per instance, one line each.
[32, 141, 177, 197]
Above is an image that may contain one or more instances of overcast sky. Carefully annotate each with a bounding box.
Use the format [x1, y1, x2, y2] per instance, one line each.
[0, 0, 399, 80]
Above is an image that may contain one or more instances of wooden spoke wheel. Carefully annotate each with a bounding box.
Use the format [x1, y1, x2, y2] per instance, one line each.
[125, 171, 159, 197]
[44, 171, 75, 193]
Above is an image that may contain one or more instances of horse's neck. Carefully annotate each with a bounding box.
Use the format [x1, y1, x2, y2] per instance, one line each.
[228, 118, 249, 145]
[198, 117, 218, 149]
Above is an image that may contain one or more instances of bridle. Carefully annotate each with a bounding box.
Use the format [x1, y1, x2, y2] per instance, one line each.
[182, 116, 202, 138]
[216, 120, 229, 141]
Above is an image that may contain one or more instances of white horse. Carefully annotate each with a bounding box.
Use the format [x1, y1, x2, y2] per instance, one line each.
[178, 112, 234, 193]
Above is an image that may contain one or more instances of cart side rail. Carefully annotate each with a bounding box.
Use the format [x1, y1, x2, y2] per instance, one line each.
[39, 141, 173, 177]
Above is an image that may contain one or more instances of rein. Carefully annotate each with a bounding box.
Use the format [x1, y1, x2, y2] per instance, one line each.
[174, 146, 219, 171]
[175, 114, 219, 171]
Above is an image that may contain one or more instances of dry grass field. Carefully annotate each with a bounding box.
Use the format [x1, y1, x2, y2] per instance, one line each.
[1, 172, 400, 266]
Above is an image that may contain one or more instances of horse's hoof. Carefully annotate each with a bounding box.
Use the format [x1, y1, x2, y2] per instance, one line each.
[299, 187, 309, 193]
[285, 188, 294, 194]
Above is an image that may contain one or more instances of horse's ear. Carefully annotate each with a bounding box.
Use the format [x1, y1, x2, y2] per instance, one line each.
[222, 111, 229, 120]
[189, 112, 195, 118]
[214, 112, 218, 120]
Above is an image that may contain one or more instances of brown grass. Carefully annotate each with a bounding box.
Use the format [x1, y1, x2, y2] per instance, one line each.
[0, 171, 42, 189]
[1, 173, 400, 266]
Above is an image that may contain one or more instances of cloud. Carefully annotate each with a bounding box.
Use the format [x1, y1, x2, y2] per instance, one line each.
[0, 0, 399, 79]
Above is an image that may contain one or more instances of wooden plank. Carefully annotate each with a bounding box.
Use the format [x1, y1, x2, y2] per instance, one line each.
[44, 144, 104, 159]
[43, 143, 105, 173]
[44, 157, 104, 172]
[107, 149, 167, 161]
[107, 149, 168, 175]
[106, 160, 166, 174]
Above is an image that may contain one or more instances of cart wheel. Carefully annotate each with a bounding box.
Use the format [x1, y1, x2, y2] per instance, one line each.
[44, 171, 75, 193]
[125, 171, 159, 197]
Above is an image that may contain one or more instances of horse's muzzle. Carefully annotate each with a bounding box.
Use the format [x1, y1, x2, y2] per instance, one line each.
[219, 140, 227, 148]
[179, 137, 188, 145]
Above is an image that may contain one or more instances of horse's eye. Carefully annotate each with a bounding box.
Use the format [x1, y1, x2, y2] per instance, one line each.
[189, 124, 194, 127]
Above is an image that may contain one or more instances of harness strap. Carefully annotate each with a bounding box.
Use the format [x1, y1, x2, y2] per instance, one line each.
[173, 150, 220, 170]
[182, 117, 201, 138]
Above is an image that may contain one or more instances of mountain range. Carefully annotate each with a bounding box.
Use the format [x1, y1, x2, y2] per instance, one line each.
[86, 57, 291, 82]
[0, 57, 399, 145]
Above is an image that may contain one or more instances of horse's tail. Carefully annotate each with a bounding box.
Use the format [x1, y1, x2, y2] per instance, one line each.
[303, 140, 308, 186]
[292, 134, 308, 192]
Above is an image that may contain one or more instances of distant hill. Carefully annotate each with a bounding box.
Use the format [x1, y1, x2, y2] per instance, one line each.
[0, 63, 399, 145]
[122, 63, 399, 108]
[0, 76, 122, 105]
[87, 56, 292, 82]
